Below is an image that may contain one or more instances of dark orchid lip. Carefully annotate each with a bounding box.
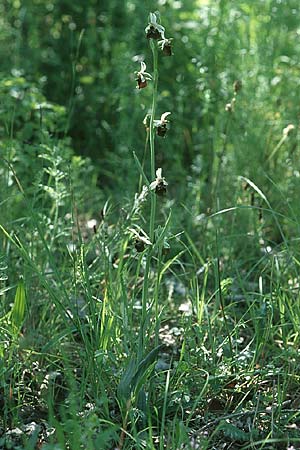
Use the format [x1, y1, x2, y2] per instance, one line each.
[135, 61, 152, 89]
[233, 79, 242, 93]
[157, 125, 168, 137]
[146, 26, 163, 40]
[158, 39, 173, 56]
[162, 44, 172, 56]
[136, 77, 147, 89]
[155, 182, 168, 196]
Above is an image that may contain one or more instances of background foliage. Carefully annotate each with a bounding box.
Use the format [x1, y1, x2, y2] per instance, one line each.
[2, 0, 300, 210]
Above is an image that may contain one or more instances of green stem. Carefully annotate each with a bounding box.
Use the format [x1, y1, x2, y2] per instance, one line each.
[139, 39, 159, 359]
[149, 39, 158, 182]
[214, 113, 231, 204]
[267, 134, 287, 162]
[154, 247, 162, 348]
[149, 39, 158, 243]
[215, 229, 235, 371]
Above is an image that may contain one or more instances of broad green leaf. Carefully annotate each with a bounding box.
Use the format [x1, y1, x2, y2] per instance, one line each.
[117, 345, 162, 403]
[11, 280, 26, 332]
[131, 344, 162, 391]
[218, 421, 251, 442]
[117, 357, 137, 401]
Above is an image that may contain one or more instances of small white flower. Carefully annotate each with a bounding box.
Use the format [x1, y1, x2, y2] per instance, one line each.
[145, 12, 165, 40]
[154, 112, 171, 137]
[150, 168, 168, 196]
[129, 227, 152, 252]
[135, 61, 152, 89]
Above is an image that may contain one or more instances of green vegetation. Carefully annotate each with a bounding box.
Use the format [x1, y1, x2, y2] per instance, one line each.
[1, 1, 300, 448]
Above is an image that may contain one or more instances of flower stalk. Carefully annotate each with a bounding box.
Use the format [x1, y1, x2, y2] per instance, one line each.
[139, 39, 158, 357]
[137, 12, 172, 359]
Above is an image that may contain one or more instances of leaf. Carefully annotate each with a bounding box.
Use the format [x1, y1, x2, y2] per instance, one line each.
[117, 345, 162, 403]
[152, 211, 172, 252]
[132, 151, 150, 186]
[117, 357, 137, 401]
[158, 251, 185, 283]
[238, 176, 267, 203]
[218, 421, 250, 442]
[11, 280, 26, 332]
[131, 345, 162, 391]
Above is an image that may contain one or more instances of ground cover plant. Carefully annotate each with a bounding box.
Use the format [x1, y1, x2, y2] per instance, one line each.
[1, 0, 300, 448]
